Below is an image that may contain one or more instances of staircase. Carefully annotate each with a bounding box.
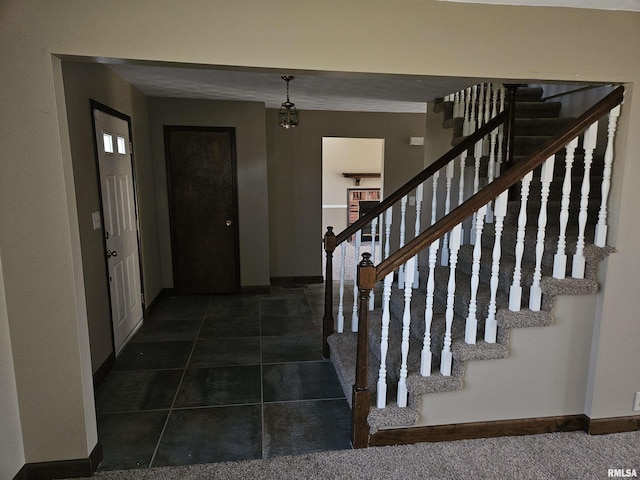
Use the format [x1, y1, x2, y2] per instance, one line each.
[322, 84, 624, 447]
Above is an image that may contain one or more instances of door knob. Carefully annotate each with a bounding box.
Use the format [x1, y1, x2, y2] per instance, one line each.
[107, 250, 118, 258]
[225, 220, 232, 227]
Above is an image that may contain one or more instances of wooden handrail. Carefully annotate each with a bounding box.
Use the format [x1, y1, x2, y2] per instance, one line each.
[376, 86, 624, 280]
[334, 111, 507, 245]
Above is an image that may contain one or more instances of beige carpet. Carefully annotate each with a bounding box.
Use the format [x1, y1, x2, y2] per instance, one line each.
[74, 430, 639, 479]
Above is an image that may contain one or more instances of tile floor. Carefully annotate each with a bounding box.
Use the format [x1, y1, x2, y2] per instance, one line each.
[94, 284, 352, 470]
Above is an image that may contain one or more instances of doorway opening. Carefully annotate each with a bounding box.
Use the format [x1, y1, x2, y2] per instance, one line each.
[91, 102, 145, 355]
[321, 137, 384, 280]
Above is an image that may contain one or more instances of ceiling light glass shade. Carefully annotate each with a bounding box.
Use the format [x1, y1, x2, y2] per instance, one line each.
[279, 76, 299, 128]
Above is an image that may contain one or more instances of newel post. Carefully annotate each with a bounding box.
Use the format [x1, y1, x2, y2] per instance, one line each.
[352, 252, 375, 448]
[322, 227, 336, 358]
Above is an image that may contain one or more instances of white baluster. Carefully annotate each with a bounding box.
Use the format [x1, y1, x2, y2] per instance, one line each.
[413, 184, 423, 288]
[595, 105, 621, 247]
[465, 205, 487, 344]
[463, 87, 471, 136]
[496, 85, 505, 177]
[440, 162, 455, 266]
[469, 85, 478, 134]
[351, 229, 361, 332]
[573, 122, 598, 279]
[509, 171, 534, 312]
[398, 195, 408, 288]
[336, 242, 346, 333]
[484, 83, 492, 126]
[469, 140, 483, 245]
[376, 271, 394, 408]
[430, 171, 440, 226]
[384, 206, 393, 260]
[440, 224, 462, 377]
[485, 191, 509, 343]
[457, 153, 466, 243]
[477, 83, 485, 128]
[454, 91, 462, 119]
[420, 238, 439, 377]
[369, 217, 378, 311]
[397, 255, 416, 408]
[553, 138, 579, 279]
[485, 87, 499, 224]
[529, 155, 556, 311]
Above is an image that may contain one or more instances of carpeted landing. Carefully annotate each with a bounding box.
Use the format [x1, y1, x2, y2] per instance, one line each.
[71, 430, 639, 479]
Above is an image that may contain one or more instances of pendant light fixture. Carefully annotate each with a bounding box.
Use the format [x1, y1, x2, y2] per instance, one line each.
[279, 75, 299, 129]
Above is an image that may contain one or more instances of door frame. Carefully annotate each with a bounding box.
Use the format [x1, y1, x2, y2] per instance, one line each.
[90, 100, 146, 356]
[164, 125, 241, 293]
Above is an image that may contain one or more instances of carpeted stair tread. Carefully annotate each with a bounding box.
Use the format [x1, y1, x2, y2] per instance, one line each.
[327, 331, 379, 408]
[497, 308, 554, 329]
[368, 402, 420, 433]
[514, 117, 574, 136]
[514, 101, 562, 118]
[452, 338, 509, 362]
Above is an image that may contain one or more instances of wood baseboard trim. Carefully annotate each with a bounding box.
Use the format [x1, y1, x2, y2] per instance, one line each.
[588, 415, 640, 435]
[369, 414, 589, 447]
[270, 276, 323, 286]
[92, 352, 115, 387]
[16, 442, 102, 480]
[240, 285, 271, 294]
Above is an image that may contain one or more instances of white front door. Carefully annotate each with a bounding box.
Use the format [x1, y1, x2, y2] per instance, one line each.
[93, 108, 143, 354]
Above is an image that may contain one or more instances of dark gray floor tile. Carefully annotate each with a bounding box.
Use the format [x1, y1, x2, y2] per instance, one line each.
[208, 297, 260, 317]
[174, 365, 261, 407]
[132, 319, 201, 343]
[263, 399, 352, 457]
[199, 315, 260, 339]
[261, 335, 323, 363]
[97, 411, 168, 470]
[149, 295, 211, 321]
[114, 341, 193, 371]
[95, 370, 183, 413]
[263, 362, 345, 402]
[189, 337, 261, 367]
[260, 297, 312, 317]
[261, 315, 319, 336]
[152, 405, 262, 466]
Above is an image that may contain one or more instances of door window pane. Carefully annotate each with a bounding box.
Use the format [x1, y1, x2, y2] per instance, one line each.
[117, 136, 126, 155]
[103, 133, 114, 154]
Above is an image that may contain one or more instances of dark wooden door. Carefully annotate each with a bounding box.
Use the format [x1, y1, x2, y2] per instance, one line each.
[165, 126, 240, 294]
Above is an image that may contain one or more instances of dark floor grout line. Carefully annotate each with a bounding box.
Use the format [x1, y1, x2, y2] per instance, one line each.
[108, 367, 186, 373]
[97, 407, 172, 415]
[261, 359, 334, 367]
[149, 294, 214, 468]
[261, 359, 330, 366]
[170, 402, 263, 411]
[262, 396, 348, 405]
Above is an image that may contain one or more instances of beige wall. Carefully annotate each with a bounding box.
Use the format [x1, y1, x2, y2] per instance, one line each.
[1, 0, 639, 472]
[0, 254, 25, 479]
[266, 109, 426, 278]
[148, 97, 271, 288]
[420, 294, 598, 425]
[62, 61, 162, 374]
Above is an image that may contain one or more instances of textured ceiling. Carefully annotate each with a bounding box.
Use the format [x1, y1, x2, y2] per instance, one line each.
[108, 64, 477, 113]
[108, 1, 638, 112]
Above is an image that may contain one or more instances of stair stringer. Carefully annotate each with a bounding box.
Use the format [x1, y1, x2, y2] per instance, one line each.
[366, 244, 613, 434]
